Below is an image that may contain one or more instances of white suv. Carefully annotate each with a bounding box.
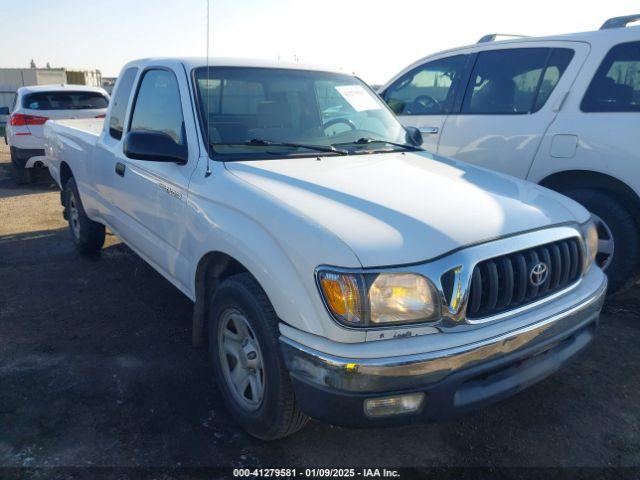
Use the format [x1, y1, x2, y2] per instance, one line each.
[2, 84, 109, 183]
[380, 15, 640, 294]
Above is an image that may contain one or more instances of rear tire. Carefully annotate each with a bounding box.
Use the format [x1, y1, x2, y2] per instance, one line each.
[14, 166, 34, 184]
[208, 273, 309, 440]
[64, 177, 105, 255]
[10, 148, 34, 184]
[563, 188, 639, 295]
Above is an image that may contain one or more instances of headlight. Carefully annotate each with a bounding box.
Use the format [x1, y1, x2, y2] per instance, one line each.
[317, 270, 440, 327]
[580, 219, 598, 272]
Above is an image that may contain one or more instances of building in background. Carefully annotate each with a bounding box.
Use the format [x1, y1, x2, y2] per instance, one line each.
[0, 67, 102, 108]
[0, 66, 102, 136]
[101, 77, 117, 95]
[65, 69, 102, 88]
[0, 68, 65, 108]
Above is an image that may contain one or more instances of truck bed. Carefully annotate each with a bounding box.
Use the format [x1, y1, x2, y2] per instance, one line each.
[50, 117, 104, 138]
[43, 118, 104, 190]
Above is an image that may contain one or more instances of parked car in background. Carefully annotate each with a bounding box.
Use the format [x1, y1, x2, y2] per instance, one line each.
[2, 84, 109, 183]
[43, 57, 606, 439]
[380, 14, 640, 295]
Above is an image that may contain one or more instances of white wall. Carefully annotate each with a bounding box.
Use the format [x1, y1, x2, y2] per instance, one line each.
[0, 68, 66, 108]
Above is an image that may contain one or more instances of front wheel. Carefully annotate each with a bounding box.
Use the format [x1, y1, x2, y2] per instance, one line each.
[64, 177, 105, 255]
[563, 188, 639, 295]
[208, 273, 309, 440]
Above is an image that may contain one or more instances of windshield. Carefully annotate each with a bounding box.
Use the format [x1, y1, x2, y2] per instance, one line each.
[193, 66, 411, 159]
[22, 91, 109, 110]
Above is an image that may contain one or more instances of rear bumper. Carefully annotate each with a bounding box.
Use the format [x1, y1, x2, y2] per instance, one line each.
[11, 147, 45, 169]
[280, 273, 606, 427]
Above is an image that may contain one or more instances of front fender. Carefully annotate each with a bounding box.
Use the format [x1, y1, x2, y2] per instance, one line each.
[187, 161, 366, 343]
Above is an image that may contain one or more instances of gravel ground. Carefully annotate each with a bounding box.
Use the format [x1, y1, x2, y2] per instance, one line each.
[0, 143, 638, 477]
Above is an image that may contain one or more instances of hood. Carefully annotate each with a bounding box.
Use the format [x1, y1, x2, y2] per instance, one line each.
[225, 151, 589, 267]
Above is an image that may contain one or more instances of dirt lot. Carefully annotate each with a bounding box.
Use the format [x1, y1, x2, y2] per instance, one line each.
[0, 143, 639, 477]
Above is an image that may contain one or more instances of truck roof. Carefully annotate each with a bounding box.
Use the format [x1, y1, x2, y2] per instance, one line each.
[123, 57, 349, 76]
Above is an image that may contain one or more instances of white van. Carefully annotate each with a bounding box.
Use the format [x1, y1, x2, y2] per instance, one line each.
[380, 15, 640, 294]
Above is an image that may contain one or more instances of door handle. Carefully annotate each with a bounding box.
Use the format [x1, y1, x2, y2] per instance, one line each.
[419, 127, 439, 134]
[115, 162, 126, 177]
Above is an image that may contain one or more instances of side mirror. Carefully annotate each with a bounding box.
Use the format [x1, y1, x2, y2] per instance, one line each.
[405, 126, 423, 147]
[124, 130, 188, 164]
[0, 106, 10, 115]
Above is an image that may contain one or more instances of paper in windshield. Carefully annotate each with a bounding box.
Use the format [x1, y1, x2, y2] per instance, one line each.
[335, 85, 381, 112]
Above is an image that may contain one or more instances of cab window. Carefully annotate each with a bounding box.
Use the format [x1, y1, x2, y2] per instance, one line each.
[582, 41, 640, 112]
[384, 55, 466, 115]
[129, 69, 185, 145]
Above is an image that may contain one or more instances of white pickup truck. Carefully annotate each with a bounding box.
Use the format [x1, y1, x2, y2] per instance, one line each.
[44, 57, 607, 440]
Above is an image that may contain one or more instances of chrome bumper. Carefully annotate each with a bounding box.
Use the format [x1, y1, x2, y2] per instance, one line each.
[281, 274, 607, 394]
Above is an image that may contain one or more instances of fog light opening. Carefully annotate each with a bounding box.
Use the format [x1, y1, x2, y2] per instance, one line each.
[364, 392, 425, 418]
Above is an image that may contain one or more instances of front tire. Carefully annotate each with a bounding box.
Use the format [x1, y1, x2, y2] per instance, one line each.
[208, 273, 309, 440]
[563, 188, 639, 295]
[64, 177, 105, 255]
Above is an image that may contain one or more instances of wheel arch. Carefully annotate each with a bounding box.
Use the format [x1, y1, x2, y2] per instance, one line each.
[539, 170, 640, 223]
[195, 251, 250, 302]
[59, 161, 74, 213]
[60, 161, 73, 189]
[191, 251, 261, 347]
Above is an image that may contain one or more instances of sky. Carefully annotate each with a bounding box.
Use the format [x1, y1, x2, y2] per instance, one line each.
[1, 0, 638, 84]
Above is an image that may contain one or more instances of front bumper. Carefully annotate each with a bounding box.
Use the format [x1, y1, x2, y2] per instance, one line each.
[280, 273, 607, 427]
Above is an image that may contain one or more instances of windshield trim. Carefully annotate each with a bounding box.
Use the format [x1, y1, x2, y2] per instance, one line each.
[190, 65, 409, 162]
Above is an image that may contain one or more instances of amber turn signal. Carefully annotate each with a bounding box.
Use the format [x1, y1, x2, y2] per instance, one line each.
[318, 272, 363, 325]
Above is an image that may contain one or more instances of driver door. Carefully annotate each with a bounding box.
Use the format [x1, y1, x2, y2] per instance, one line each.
[381, 54, 468, 153]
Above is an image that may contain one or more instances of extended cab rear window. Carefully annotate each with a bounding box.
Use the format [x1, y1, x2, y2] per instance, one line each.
[22, 91, 109, 110]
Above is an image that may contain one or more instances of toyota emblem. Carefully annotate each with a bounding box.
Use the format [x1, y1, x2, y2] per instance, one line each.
[529, 262, 549, 287]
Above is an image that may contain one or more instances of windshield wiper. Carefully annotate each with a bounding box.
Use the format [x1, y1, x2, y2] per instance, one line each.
[332, 137, 423, 152]
[213, 138, 349, 155]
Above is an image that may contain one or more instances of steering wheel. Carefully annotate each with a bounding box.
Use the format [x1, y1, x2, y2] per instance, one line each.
[323, 117, 357, 134]
[407, 95, 442, 114]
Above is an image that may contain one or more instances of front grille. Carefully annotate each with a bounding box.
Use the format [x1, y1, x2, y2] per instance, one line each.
[466, 237, 583, 319]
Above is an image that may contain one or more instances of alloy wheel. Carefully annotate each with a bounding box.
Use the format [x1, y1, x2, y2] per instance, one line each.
[217, 308, 265, 411]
